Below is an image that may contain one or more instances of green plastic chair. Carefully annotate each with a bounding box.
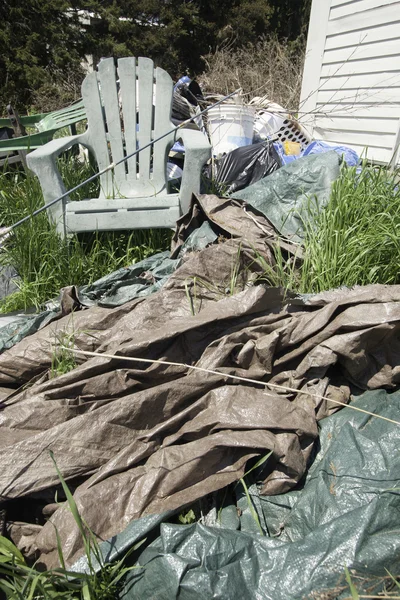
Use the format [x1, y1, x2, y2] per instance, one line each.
[0, 100, 86, 153]
[0, 113, 47, 129]
[27, 57, 211, 236]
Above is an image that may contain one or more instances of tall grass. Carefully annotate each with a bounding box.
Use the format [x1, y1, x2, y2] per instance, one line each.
[0, 451, 142, 599]
[0, 158, 172, 312]
[260, 164, 400, 294]
[301, 164, 400, 292]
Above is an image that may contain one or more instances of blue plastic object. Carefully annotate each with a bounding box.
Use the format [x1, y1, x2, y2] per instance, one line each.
[302, 140, 359, 166]
[273, 142, 297, 165]
[174, 75, 191, 91]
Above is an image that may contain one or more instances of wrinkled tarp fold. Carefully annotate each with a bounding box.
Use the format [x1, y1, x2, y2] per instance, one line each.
[0, 155, 398, 598]
[120, 391, 400, 599]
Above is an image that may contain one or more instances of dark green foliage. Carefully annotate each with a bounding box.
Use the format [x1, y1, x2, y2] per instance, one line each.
[268, 0, 312, 41]
[0, 1, 87, 111]
[0, 0, 311, 114]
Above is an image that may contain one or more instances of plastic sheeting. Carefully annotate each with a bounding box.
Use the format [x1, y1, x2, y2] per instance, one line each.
[203, 141, 281, 195]
[0, 223, 217, 353]
[231, 151, 341, 242]
[78, 223, 217, 308]
[119, 390, 400, 599]
[1, 183, 400, 599]
[273, 139, 360, 167]
[2, 276, 400, 570]
[302, 139, 359, 166]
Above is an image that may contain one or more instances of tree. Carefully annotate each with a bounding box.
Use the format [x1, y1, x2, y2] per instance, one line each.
[268, 0, 312, 42]
[0, 0, 89, 111]
[0, 0, 311, 113]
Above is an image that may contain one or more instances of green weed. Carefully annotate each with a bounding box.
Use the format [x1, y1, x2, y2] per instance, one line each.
[300, 164, 400, 292]
[0, 451, 142, 599]
[258, 163, 400, 294]
[344, 566, 360, 600]
[50, 329, 77, 378]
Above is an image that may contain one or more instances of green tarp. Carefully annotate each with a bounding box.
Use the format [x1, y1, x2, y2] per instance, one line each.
[69, 390, 400, 598]
[115, 390, 400, 598]
[231, 151, 341, 242]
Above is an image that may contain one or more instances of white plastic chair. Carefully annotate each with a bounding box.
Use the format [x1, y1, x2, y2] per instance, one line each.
[27, 57, 211, 236]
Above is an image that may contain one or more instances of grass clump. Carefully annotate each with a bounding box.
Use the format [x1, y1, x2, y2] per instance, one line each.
[50, 329, 78, 379]
[261, 164, 400, 294]
[0, 158, 172, 312]
[0, 451, 141, 599]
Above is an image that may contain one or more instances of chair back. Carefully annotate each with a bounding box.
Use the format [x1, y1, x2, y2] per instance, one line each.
[82, 57, 176, 198]
[36, 100, 86, 132]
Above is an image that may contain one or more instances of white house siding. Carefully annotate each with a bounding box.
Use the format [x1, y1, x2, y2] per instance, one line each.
[300, 0, 400, 165]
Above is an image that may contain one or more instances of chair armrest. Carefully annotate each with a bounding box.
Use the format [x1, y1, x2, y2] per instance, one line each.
[27, 133, 86, 164]
[0, 130, 55, 152]
[178, 128, 211, 214]
[27, 133, 88, 233]
[179, 127, 211, 152]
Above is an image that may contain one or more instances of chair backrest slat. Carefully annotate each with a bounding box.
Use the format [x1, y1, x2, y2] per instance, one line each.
[98, 58, 126, 184]
[152, 66, 175, 187]
[137, 57, 154, 183]
[81, 71, 111, 195]
[118, 57, 137, 178]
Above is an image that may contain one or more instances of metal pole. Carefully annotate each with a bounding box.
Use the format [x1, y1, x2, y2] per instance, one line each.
[3, 88, 242, 236]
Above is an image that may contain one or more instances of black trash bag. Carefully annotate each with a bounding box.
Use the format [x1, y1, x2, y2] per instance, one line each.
[172, 93, 192, 123]
[182, 80, 204, 106]
[203, 141, 282, 195]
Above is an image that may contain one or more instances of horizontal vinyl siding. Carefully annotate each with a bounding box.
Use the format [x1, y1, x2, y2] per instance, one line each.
[323, 39, 400, 63]
[327, 4, 400, 35]
[318, 72, 400, 91]
[325, 22, 400, 50]
[313, 103, 400, 120]
[300, 0, 400, 164]
[315, 116, 399, 135]
[330, 0, 399, 20]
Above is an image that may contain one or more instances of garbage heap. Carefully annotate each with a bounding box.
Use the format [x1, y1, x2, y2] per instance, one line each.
[0, 84, 399, 600]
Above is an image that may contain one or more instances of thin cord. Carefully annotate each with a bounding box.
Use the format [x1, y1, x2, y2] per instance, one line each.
[61, 347, 400, 427]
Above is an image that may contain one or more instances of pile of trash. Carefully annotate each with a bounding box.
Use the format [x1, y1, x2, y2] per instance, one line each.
[170, 78, 360, 197]
[0, 81, 399, 600]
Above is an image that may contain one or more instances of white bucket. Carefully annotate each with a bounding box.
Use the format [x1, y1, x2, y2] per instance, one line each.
[208, 104, 255, 156]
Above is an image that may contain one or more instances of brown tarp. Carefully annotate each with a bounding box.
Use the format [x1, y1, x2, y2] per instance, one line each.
[1, 195, 400, 568]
